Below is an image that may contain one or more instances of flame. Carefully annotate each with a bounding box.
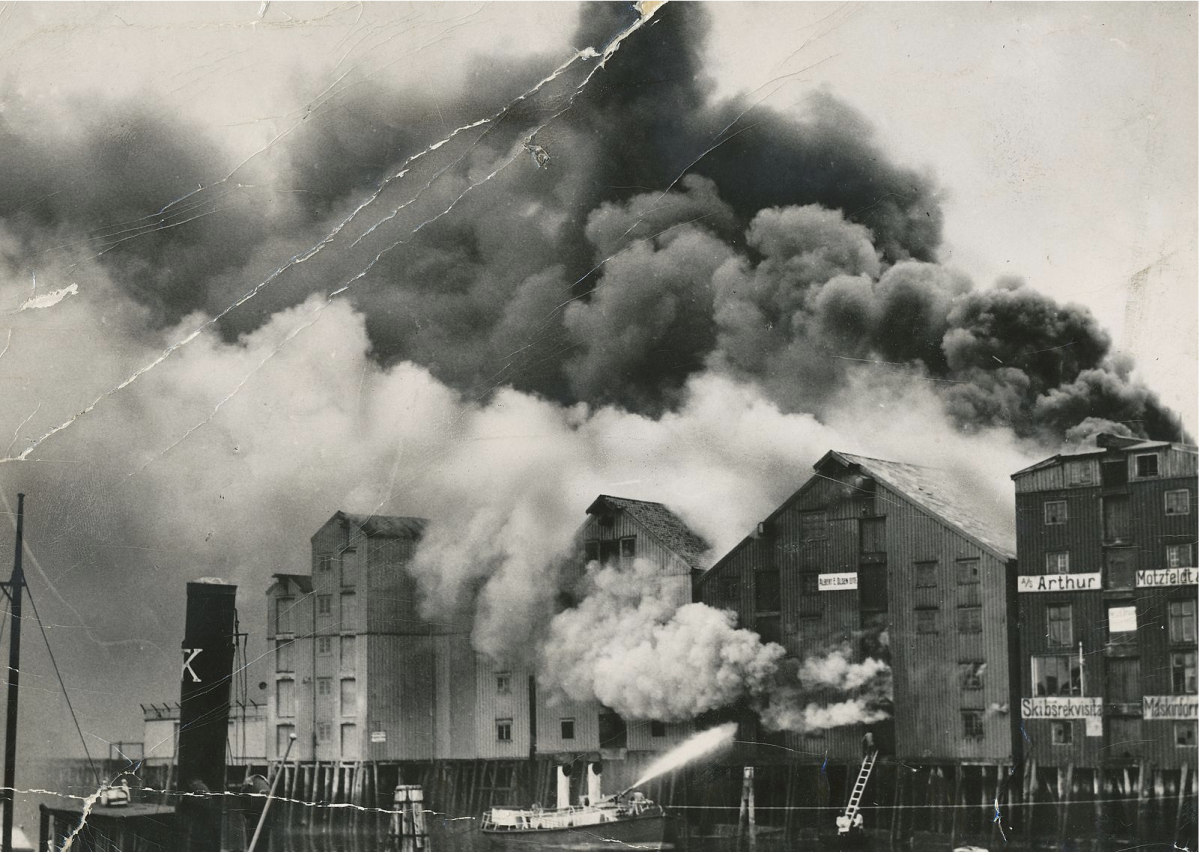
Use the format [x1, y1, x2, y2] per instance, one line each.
[626, 722, 737, 791]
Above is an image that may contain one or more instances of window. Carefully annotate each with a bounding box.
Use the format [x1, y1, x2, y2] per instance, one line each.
[959, 661, 986, 690]
[800, 511, 827, 541]
[1066, 460, 1094, 486]
[916, 609, 938, 634]
[1169, 600, 1196, 644]
[1166, 490, 1190, 515]
[1101, 459, 1128, 487]
[496, 719, 513, 742]
[1047, 605, 1074, 647]
[915, 561, 938, 588]
[341, 593, 356, 627]
[1107, 605, 1138, 643]
[317, 595, 332, 616]
[957, 559, 981, 585]
[340, 678, 357, 716]
[755, 570, 781, 613]
[1051, 722, 1073, 745]
[620, 538, 636, 560]
[756, 615, 782, 646]
[1172, 652, 1197, 694]
[800, 574, 819, 596]
[860, 517, 886, 557]
[598, 711, 628, 749]
[275, 725, 296, 757]
[584, 541, 599, 563]
[1044, 501, 1068, 525]
[1045, 552, 1070, 574]
[276, 679, 295, 717]
[1176, 722, 1197, 748]
[317, 722, 332, 743]
[1168, 544, 1194, 568]
[961, 710, 985, 740]
[341, 723, 358, 758]
[317, 636, 333, 656]
[1135, 453, 1159, 478]
[341, 549, 356, 588]
[496, 672, 512, 695]
[340, 636, 356, 672]
[560, 719, 575, 740]
[1032, 655, 1081, 696]
[317, 555, 332, 574]
[720, 577, 741, 600]
[317, 677, 332, 696]
[275, 597, 294, 634]
[650, 720, 666, 738]
[957, 606, 982, 634]
[275, 640, 293, 673]
[1107, 658, 1141, 703]
[1103, 495, 1131, 542]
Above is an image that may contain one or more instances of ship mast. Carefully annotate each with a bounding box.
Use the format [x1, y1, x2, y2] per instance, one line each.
[2, 493, 25, 852]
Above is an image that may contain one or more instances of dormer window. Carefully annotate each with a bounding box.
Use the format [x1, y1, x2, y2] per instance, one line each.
[1134, 453, 1160, 478]
[599, 515, 614, 529]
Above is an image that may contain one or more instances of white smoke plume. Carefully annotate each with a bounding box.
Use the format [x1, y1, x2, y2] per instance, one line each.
[539, 560, 786, 721]
[760, 641, 893, 734]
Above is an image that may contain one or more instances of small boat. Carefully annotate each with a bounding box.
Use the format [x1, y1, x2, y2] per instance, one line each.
[481, 762, 672, 851]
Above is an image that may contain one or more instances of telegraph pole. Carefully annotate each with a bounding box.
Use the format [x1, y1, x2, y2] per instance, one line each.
[3, 494, 25, 852]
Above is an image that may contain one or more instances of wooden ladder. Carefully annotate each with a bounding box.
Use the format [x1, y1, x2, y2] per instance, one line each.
[838, 751, 879, 834]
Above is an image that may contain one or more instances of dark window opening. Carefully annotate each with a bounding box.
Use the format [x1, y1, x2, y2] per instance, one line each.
[598, 711, 628, 749]
[961, 710, 985, 740]
[755, 570, 781, 613]
[496, 719, 513, 742]
[1176, 722, 1197, 748]
[650, 720, 666, 738]
[1134, 454, 1159, 478]
[1052, 721, 1073, 745]
[560, 719, 575, 740]
[1172, 651, 1197, 694]
[1169, 600, 1197, 644]
[1101, 460, 1128, 488]
[1032, 655, 1081, 697]
[1103, 495, 1131, 542]
[957, 606, 983, 634]
[1165, 490, 1191, 516]
[1044, 501, 1068, 525]
[859, 567, 888, 612]
[915, 561, 938, 588]
[959, 661, 986, 690]
[756, 615, 782, 646]
[1047, 604, 1073, 647]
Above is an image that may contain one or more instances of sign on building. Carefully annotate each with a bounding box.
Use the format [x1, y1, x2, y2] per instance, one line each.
[371, 731, 388, 743]
[1143, 696, 1200, 720]
[1017, 573, 1101, 593]
[818, 572, 858, 591]
[1136, 567, 1199, 588]
[1020, 696, 1104, 719]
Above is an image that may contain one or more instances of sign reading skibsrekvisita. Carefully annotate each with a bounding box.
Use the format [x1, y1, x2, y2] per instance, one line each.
[1017, 572, 1101, 593]
[1021, 697, 1103, 718]
[1136, 567, 1199, 588]
[1142, 695, 1199, 720]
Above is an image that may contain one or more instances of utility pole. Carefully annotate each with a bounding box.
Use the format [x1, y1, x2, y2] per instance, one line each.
[3, 494, 26, 852]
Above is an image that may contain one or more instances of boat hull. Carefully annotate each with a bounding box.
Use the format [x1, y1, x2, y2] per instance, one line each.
[481, 812, 671, 851]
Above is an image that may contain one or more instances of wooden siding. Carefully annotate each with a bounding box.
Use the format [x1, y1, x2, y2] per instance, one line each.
[1014, 447, 1198, 770]
[266, 577, 316, 762]
[699, 464, 1018, 764]
[475, 659, 533, 759]
[580, 512, 693, 577]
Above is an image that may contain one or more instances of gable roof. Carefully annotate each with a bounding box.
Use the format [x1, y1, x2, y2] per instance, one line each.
[1010, 438, 1196, 478]
[820, 450, 1015, 559]
[586, 495, 711, 569]
[268, 573, 313, 595]
[329, 511, 428, 539]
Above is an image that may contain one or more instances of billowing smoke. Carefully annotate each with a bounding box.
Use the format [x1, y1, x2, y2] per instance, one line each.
[539, 560, 785, 721]
[0, 1, 1186, 765]
[760, 640, 893, 734]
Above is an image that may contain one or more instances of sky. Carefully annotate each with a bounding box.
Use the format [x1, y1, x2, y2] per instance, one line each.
[0, 0, 1193, 792]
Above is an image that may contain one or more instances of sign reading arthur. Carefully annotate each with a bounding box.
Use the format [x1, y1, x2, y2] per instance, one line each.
[1017, 573, 1101, 593]
[1143, 695, 1200, 720]
[1021, 696, 1104, 719]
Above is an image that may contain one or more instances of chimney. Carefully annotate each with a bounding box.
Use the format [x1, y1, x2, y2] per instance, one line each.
[176, 579, 238, 851]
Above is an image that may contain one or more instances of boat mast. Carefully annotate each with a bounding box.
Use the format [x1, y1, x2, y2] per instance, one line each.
[2, 493, 25, 852]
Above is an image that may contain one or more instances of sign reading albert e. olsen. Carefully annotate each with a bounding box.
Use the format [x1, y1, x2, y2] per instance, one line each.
[818, 572, 857, 591]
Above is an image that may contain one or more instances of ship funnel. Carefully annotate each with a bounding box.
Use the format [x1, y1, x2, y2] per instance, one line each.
[587, 761, 603, 804]
[556, 763, 572, 810]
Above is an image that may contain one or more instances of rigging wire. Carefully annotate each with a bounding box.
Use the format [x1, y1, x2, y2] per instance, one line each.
[26, 584, 102, 788]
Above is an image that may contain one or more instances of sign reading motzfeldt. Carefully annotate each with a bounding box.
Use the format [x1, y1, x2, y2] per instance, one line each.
[1021, 696, 1103, 719]
[1136, 567, 1199, 588]
[1143, 695, 1200, 720]
[818, 572, 858, 591]
[1017, 572, 1101, 593]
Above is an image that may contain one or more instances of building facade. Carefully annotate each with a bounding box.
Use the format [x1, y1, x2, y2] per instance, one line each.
[142, 701, 266, 767]
[697, 450, 1020, 765]
[1012, 434, 1198, 770]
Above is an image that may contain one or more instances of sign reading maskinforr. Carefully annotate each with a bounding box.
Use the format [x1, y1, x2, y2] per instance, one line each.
[1136, 567, 1199, 588]
[1017, 572, 1101, 593]
[1021, 697, 1104, 719]
[818, 572, 858, 591]
[1143, 695, 1200, 720]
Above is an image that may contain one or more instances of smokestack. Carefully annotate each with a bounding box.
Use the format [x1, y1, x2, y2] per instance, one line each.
[556, 764, 572, 810]
[587, 761, 603, 804]
[176, 579, 238, 851]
